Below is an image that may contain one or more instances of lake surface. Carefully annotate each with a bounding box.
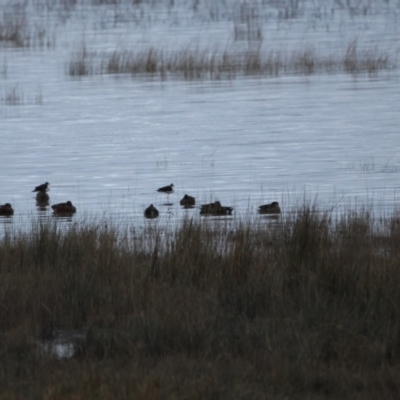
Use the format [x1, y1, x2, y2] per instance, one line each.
[1, 0, 400, 229]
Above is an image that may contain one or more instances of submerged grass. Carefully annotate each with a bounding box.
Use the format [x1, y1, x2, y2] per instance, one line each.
[2, 203, 400, 398]
[0, 85, 43, 106]
[68, 40, 395, 79]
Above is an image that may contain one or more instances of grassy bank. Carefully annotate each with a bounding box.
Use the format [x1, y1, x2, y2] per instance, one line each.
[1, 205, 400, 398]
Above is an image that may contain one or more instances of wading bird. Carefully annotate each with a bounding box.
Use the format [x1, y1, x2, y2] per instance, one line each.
[157, 183, 174, 194]
[157, 183, 174, 203]
[32, 182, 50, 193]
[33, 182, 50, 205]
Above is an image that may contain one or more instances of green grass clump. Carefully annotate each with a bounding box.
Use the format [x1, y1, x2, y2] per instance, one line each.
[1, 205, 400, 398]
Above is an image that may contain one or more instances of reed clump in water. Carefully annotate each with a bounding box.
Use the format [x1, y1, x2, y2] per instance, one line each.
[68, 44, 95, 76]
[1, 205, 400, 398]
[0, 16, 28, 47]
[0, 5, 55, 48]
[68, 40, 394, 79]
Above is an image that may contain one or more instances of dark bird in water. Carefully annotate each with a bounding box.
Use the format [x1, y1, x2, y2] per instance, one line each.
[32, 182, 50, 193]
[200, 201, 233, 216]
[258, 201, 281, 214]
[157, 184, 174, 194]
[51, 201, 76, 214]
[0, 203, 14, 216]
[33, 182, 50, 205]
[180, 194, 195, 207]
[36, 190, 49, 204]
[144, 204, 159, 219]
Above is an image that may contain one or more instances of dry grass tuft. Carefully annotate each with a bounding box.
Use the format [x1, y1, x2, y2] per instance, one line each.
[1, 204, 400, 397]
[68, 44, 95, 76]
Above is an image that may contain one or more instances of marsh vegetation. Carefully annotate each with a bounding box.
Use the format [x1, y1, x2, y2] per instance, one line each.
[2, 204, 400, 398]
[67, 39, 393, 79]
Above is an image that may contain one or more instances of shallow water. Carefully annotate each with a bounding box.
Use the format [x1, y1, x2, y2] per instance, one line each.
[1, 1, 400, 230]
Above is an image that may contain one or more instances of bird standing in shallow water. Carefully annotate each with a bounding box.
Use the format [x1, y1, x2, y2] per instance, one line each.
[157, 183, 174, 203]
[0, 203, 14, 216]
[144, 204, 159, 219]
[157, 184, 174, 194]
[33, 182, 50, 205]
[32, 182, 50, 193]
